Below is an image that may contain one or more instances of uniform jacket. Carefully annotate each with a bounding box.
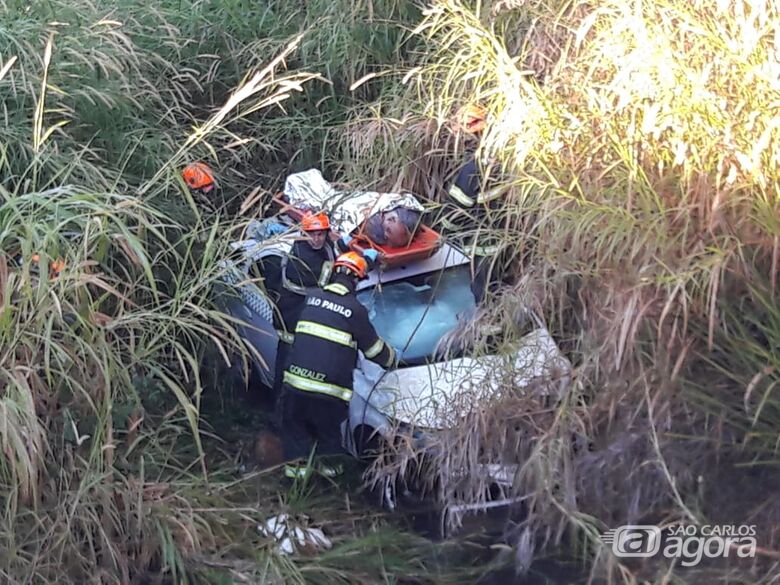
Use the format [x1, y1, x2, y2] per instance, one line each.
[283, 279, 395, 401]
[441, 157, 508, 257]
[270, 239, 336, 340]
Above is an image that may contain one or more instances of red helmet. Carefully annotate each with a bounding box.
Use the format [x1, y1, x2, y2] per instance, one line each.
[454, 104, 487, 134]
[182, 162, 215, 191]
[300, 212, 330, 232]
[333, 251, 368, 279]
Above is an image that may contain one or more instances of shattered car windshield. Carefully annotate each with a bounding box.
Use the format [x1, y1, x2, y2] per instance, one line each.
[356, 265, 477, 363]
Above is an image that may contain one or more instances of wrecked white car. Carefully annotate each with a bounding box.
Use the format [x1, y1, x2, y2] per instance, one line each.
[216, 219, 572, 524]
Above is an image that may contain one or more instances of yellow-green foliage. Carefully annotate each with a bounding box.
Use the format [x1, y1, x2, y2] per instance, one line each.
[0, 1, 468, 582]
[344, 0, 778, 371]
[342, 1, 780, 579]
[1, 0, 778, 581]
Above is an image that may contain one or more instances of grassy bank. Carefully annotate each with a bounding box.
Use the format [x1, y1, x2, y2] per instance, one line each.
[1, 0, 779, 583]
[0, 1, 454, 583]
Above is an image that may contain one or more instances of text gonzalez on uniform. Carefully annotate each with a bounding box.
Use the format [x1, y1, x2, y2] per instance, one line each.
[288, 364, 327, 382]
[306, 296, 352, 318]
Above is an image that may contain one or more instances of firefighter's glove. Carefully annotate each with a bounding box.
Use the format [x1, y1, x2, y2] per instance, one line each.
[264, 222, 288, 236]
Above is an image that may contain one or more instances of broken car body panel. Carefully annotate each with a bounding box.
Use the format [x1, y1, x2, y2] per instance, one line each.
[350, 327, 571, 432]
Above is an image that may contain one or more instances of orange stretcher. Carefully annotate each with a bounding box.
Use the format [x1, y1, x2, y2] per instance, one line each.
[271, 192, 441, 268]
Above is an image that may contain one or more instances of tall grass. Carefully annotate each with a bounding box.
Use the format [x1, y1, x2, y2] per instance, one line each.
[0, 0, 419, 202]
[334, 0, 780, 581]
[0, 2, 332, 582]
[3, 0, 778, 580]
[0, 0, 488, 581]
[0, 184, 247, 581]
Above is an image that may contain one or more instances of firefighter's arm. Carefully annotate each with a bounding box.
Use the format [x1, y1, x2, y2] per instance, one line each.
[355, 309, 396, 369]
[361, 332, 396, 369]
[447, 158, 480, 207]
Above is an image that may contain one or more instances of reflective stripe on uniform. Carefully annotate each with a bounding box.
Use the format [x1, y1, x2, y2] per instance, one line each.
[319, 463, 344, 477]
[445, 234, 502, 258]
[282, 280, 307, 294]
[281, 254, 308, 295]
[283, 371, 353, 401]
[448, 184, 475, 207]
[439, 216, 460, 231]
[324, 283, 349, 296]
[471, 243, 501, 257]
[364, 338, 385, 359]
[318, 261, 333, 287]
[295, 320, 355, 348]
[284, 462, 343, 479]
[284, 464, 311, 479]
[281, 247, 334, 295]
[475, 185, 508, 204]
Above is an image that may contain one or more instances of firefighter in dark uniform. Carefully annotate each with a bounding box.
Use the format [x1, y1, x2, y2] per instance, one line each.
[268, 212, 337, 406]
[279, 250, 395, 470]
[439, 104, 511, 302]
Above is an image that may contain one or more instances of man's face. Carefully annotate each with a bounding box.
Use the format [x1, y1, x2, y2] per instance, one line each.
[382, 210, 411, 247]
[306, 229, 328, 250]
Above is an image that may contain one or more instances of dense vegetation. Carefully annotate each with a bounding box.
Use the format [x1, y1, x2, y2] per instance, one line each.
[0, 0, 778, 583]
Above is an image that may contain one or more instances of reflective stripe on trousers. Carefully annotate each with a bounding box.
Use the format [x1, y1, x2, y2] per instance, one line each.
[284, 462, 343, 479]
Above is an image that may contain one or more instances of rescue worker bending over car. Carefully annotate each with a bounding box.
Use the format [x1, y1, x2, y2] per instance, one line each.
[280, 249, 394, 469]
[266, 212, 338, 405]
[439, 104, 512, 302]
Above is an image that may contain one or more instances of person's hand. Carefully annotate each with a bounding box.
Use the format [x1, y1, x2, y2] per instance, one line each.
[362, 248, 379, 263]
[339, 234, 354, 248]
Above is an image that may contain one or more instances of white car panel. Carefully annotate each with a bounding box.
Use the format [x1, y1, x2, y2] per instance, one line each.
[350, 328, 571, 433]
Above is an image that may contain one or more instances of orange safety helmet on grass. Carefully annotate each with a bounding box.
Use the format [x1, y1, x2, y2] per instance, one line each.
[182, 162, 215, 192]
[300, 212, 330, 232]
[333, 251, 368, 279]
[454, 104, 487, 134]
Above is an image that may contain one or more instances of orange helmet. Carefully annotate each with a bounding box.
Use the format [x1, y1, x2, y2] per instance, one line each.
[300, 212, 330, 232]
[333, 251, 368, 279]
[182, 162, 215, 191]
[454, 104, 487, 134]
[30, 254, 65, 279]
